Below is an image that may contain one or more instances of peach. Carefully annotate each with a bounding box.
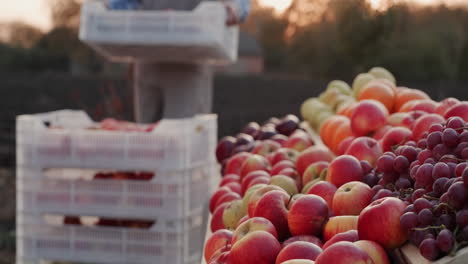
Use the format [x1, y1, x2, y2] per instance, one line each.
[394, 88, 430, 112]
[357, 80, 396, 112]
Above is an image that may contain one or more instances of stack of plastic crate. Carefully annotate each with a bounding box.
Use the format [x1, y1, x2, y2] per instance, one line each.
[16, 110, 217, 264]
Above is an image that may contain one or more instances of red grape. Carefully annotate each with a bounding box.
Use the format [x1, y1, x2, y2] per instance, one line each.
[372, 189, 393, 201]
[418, 208, 433, 226]
[456, 209, 468, 228]
[460, 130, 468, 143]
[427, 131, 442, 149]
[446, 117, 464, 130]
[463, 167, 468, 188]
[405, 204, 415, 213]
[429, 123, 444, 133]
[394, 155, 410, 173]
[442, 128, 459, 148]
[415, 164, 434, 187]
[412, 189, 427, 203]
[414, 198, 433, 213]
[432, 144, 450, 160]
[377, 155, 395, 173]
[418, 139, 428, 149]
[419, 238, 440, 261]
[439, 214, 456, 231]
[433, 177, 449, 196]
[461, 226, 468, 241]
[383, 171, 399, 182]
[400, 212, 419, 233]
[395, 177, 410, 190]
[432, 162, 450, 180]
[446, 182, 468, 210]
[455, 163, 467, 177]
[418, 149, 433, 163]
[401, 146, 418, 162]
[436, 229, 454, 253]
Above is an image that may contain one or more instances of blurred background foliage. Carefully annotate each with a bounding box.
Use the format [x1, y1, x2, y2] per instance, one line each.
[0, 0, 468, 80]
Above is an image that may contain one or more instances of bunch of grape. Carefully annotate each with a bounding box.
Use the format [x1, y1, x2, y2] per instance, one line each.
[373, 116, 468, 260]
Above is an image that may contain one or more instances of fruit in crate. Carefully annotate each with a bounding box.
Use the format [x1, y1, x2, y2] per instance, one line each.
[204, 229, 233, 262]
[230, 230, 282, 264]
[358, 197, 407, 249]
[288, 195, 329, 236]
[275, 241, 322, 263]
[315, 241, 374, 264]
[332, 181, 373, 216]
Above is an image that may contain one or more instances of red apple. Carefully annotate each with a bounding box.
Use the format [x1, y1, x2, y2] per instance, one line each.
[224, 182, 241, 195]
[252, 140, 282, 157]
[271, 160, 296, 175]
[210, 187, 233, 213]
[345, 137, 383, 166]
[296, 146, 335, 176]
[444, 101, 468, 122]
[323, 216, 359, 242]
[372, 125, 392, 141]
[412, 113, 445, 140]
[241, 170, 271, 195]
[223, 200, 246, 230]
[270, 175, 299, 195]
[380, 127, 413, 152]
[204, 229, 233, 262]
[275, 241, 322, 264]
[283, 235, 323, 249]
[283, 130, 314, 152]
[211, 203, 230, 232]
[224, 152, 251, 176]
[248, 185, 286, 217]
[220, 174, 241, 187]
[280, 260, 315, 264]
[288, 194, 329, 237]
[322, 230, 359, 250]
[436, 97, 460, 116]
[216, 136, 237, 163]
[253, 190, 291, 240]
[302, 161, 329, 186]
[332, 181, 374, 216]
[268, 148, 300, 166]
[354, 240, 390, 264]
[236, 215, 249, 228]
[232, 217, 278, 245]
[315, 241, 373, 264]
[351, 100, 389, 137]
[358, 197, 407, 249]
[230, 231, 282, 264]
[306, 181, 337, 211]
[278, 168, 300, 182]
[214, 192, 241, 211]
[326, 155, 363, 187]
[337, 136, 356, 155]
[271, 134, 289, 146]
[240, 154, 271, 180]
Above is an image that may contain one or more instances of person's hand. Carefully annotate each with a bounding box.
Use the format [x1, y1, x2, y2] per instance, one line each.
[225, 4, 238, 26]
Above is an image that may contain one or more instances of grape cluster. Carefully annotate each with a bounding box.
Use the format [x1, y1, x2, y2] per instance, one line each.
[373, 116, 468, 261]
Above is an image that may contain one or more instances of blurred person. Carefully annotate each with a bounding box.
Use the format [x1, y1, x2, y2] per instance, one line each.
[108, 0, 250, 25]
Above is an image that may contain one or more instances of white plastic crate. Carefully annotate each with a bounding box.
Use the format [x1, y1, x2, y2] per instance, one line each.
[16, 110, 217, 171]
[79, 1, 239, 64]
[17, 164, 216, 220]
[17, 211, 206, 264]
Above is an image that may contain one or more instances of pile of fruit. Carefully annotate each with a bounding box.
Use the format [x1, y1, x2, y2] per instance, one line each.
[205, 67, 468, 264]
